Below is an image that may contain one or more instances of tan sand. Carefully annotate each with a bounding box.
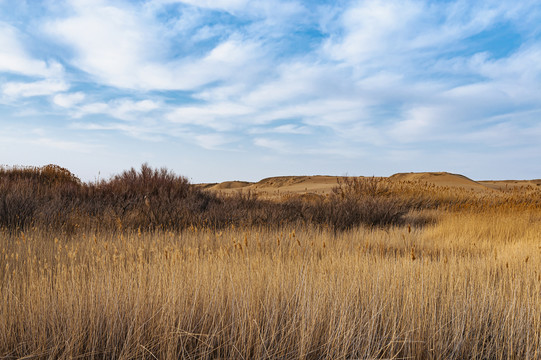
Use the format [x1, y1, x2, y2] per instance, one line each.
[200, 172, 539, 198]
[210, 181, 253, 190]
[478, 179, 541, 190]
[389, 172, 491, 191]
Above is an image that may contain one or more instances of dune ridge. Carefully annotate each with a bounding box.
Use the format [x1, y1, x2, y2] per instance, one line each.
[388, 172, 490, 191]
[202, 172, 523, 196]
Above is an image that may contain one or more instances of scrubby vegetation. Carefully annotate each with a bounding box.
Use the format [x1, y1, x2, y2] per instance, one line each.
[0, 164, 412, 232]
[1, 164, 540, 359]
[3, 164, 539, 233]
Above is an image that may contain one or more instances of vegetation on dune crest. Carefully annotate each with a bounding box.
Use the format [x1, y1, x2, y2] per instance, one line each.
[1, 164, 540, 359]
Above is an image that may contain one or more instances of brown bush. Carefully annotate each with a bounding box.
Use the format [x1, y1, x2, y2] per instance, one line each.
[0, 165, 81, 230]
[323, 177, 409, 230]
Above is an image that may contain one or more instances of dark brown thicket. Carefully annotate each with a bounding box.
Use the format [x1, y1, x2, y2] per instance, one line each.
[0, 165, 81, 229]
[323, 177, 409, 229]
[1, 164, 219, 232]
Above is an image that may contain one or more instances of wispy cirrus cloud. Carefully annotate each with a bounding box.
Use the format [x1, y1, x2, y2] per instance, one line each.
[73, 99, 162, 121]
[0, 22, 63, 78]
[53, 92, 86, 108]
[2, 79, 68, 98]
[0, 21, 68, 101]
[44, 0, 271, 91]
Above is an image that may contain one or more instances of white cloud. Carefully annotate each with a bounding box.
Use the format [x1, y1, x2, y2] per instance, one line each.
[251, 99, 368, 126]
[2, 79, 68, 98]
[30, 137, 99, 153]
[118, 99, 160, 113]
[0, 131, 100, 154]
[0, 21, 68, 103]
[169, 0, 250, 13]
[475, 45, 541, 85]
[53, 92, 86, 108]
[0, 22, 64, 78]
[191, 25, 222, 41]
[38, 0, 540, 160]
[171, 38, 266, 90]
[45, 1, 161, 90]
[390, 106, 442, 142]
[239, 62, 351, 107]
[388, 70, 540, 146]
[273, 124, 310, 134]
[71, 121, 166, 141]
[74, 99, 161, 121]
[322, 0, 425, 66]
[182, 59, 368, 132]
[193, 133, 234, 149]
[156, 0, 305, 21]
[249, 124, 311, 135]
[46, 1, 268, 91]
[167, 102, 253, 130]
[253, 137, 287, 150]
[321, 0, 538, 72]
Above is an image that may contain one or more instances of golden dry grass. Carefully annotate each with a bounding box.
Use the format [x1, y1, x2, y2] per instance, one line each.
[1, 207, 540, 359]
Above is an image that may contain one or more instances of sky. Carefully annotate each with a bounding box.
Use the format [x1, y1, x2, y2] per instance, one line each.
[1, 0, 540, 183]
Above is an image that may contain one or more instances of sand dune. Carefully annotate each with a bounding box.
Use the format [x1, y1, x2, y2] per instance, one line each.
[252, 176, 339, 192]
[389, 172, 490, 191]
[478, 179, 541, 190]
[201, 172, 538, 197]
[205, 175, 340, 198]
[210, 181, 253, 190]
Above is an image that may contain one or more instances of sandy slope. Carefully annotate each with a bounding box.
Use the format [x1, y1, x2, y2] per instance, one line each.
[204, 176, 339, 198]
[388, 172, 490, 191]
[200, 172, 538, 198]
[211, 181, 253, 190]
[478, 179, 541, 190]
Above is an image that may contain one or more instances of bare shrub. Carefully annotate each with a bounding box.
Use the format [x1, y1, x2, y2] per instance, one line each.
[92, 163, 203, 230]
[324, 177, 409, 229]
[0, 178, 38, 229]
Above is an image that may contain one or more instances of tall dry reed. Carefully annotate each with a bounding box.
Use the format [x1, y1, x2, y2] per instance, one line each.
[1, 209, 539, 359]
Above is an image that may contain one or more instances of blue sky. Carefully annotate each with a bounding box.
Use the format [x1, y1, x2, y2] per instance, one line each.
[1, 0, 540, 182]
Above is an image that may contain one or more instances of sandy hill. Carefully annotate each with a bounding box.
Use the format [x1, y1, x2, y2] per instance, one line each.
[206, 176, 340, 198]
[389, 172, 491, 191]
[200, 172, 537, 198]
[194, 183, 217, 190]
[478, 179, 541, 190]
[252, 176, 339, 191]
[210, 181, 253, 190]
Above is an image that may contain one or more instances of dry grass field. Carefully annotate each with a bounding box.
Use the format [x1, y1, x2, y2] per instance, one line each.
[1, 165, 540, 359]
